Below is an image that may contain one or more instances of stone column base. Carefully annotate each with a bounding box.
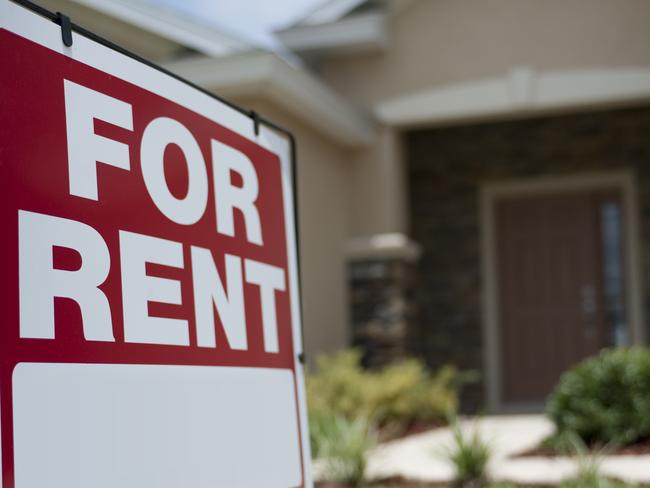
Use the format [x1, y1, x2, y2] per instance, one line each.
[346, 233, 421, 368]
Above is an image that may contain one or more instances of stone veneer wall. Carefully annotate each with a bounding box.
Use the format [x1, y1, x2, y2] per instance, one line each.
[349, 258, 420, 368]
[406, 105, 650, 410]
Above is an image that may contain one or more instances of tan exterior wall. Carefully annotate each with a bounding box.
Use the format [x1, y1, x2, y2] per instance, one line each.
[236, 98, 353, 360]
[319, 0, 650, 108]
[349, 128, 408, 236]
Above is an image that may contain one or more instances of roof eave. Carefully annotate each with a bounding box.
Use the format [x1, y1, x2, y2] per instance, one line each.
[164, 52, 375, 148]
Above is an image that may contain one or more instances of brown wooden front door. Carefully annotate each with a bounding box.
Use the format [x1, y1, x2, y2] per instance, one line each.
[495, 189, 626, 405]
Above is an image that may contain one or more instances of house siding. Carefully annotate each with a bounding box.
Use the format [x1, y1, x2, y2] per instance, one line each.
[407, 105, 650, 410]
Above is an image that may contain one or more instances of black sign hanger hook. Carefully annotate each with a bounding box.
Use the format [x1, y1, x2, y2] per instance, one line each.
[56, 12, 73, 47]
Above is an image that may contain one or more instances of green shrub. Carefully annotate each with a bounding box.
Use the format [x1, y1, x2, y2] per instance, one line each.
[307, 349, 375, 421]
[369, 360, 459, 427]
[309, 412, 332, 458]
[444, 416, 491, 486]
[317, 415, 375, 486]
[547, 347, 650, 445]
[306, 349, 463, 430]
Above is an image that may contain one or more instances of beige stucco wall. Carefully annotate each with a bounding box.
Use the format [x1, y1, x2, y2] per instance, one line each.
[235, 98, 353, 361]
[348, 128, 407, 237]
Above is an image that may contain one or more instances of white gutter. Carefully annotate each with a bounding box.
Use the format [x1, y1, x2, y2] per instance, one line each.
[276, 13, 388, 56]
[164, 52, 375, 148]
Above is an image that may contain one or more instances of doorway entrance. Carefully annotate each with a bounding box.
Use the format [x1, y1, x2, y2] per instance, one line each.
[481, 172, 644, 411]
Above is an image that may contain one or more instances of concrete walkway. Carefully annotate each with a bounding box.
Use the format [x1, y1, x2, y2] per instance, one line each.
[364, 415, 650, 484]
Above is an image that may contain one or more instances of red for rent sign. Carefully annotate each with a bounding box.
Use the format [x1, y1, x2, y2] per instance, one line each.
[0, 2, 311, 487]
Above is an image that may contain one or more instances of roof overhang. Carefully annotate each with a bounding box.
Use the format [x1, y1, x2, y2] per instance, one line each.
[164, 52, 375, 148]
[276, 13, 388, 57]
[376, 67, 650, 128]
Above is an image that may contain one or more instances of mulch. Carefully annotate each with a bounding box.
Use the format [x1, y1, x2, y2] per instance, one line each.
[517, 437, 650, 457]
[315, 478, 446, 487]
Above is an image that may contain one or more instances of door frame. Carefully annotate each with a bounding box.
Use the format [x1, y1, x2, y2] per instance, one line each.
[480, 170, 645, 412]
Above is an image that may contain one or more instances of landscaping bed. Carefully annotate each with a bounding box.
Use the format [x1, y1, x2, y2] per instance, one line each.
[315, 480, 645, 488]
[310, 347, 650, 488]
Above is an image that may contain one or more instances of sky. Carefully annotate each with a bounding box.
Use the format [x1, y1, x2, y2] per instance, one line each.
[148, 0, 325, 52]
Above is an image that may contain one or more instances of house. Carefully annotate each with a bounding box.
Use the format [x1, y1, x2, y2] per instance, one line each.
[33, 0, 650, 411]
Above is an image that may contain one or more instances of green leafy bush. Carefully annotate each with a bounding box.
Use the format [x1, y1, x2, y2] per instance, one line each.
[309, 412, 332, 458]
[370, 359, 459, 427]
[307, 350, 376, 422]
[316, 415, 375, 486]
[547, 347, 650, 446]
[306, 349, 462, 430]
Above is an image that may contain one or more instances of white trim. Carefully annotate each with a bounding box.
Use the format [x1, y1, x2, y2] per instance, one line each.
[164, 52, 375, 148]
[377, 67, 650, 127]
[276, 13, 388, 55]
[71, 0, 249, 57]
[480, 171, 645, 412]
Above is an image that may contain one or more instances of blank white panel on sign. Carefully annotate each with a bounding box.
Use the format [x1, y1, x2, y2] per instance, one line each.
[12, 363, 302, 488]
